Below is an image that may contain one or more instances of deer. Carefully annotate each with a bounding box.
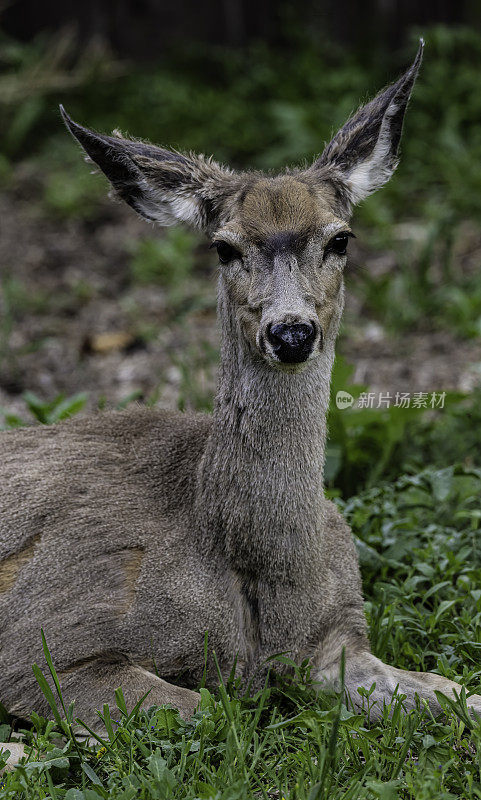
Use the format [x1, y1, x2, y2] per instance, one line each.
[2, 41, 481, 769]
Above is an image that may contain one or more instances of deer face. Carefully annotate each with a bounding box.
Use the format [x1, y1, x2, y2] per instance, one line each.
[211, 175, 352, 370]
[60, 42, 422, 373]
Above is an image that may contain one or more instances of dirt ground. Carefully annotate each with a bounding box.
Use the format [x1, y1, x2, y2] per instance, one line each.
[2, 165, 481, 423]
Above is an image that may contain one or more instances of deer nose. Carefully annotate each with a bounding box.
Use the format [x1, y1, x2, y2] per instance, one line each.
[266, 321, 317, 363]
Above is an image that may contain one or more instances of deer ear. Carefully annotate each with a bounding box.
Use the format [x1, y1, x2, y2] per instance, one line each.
[308, 40, 423, 212]
[60, 106, 237, 232]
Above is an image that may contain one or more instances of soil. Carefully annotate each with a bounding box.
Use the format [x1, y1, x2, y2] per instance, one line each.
[1, 165, 481, 423]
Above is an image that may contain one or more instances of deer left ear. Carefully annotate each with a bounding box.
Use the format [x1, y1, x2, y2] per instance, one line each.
[60, 106, 238, 233]
[308, 40, 423, 212]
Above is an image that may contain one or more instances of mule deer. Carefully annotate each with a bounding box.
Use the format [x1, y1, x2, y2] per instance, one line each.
[1, 42, 480, 757]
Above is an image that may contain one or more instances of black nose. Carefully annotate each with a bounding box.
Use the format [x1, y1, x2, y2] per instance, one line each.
[266, 322, 317, 363]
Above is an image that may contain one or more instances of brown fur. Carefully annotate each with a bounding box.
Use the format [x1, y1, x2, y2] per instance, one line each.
[239, 176, 321, 242]
[3, 44, 481, 758]
[0, 534, 40, 594]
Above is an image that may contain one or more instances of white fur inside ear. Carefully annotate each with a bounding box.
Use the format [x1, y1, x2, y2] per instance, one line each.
[169, 195, 202, 226]
[345, 102, 399, 204]
[133, 183, 202, 227]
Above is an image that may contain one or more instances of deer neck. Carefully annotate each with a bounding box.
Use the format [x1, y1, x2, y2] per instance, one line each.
[196, 284, 341, 581]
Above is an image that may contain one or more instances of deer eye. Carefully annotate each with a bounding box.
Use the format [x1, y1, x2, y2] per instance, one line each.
[212, 240, 241, 264]
[325, 232, 351, 257]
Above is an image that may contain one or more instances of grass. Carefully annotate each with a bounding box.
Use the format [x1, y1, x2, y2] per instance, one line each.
[3, 673, 481, 799]
[0, 391, 88, 427]
[128, 229, 216, 323]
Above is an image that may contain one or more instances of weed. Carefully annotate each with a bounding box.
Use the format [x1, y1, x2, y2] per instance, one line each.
[0, 391, 87, 428]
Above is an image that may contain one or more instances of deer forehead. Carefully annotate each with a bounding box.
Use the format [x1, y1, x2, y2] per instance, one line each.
[231, 175, 342, 247]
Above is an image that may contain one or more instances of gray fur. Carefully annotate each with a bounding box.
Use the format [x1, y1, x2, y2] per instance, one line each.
[2, 45, 480, 736]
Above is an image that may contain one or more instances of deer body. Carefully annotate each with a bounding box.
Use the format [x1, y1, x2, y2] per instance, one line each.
[2, 41, 481, 742]
[1, 319, 365, 723]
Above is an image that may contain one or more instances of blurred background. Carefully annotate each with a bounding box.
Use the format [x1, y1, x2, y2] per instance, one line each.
[1, 0, 481, 496]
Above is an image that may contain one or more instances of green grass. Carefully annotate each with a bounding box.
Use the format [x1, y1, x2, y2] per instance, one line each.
[0, 392, 88, 428]
[342, 467, 481, 679]
[3, 671, 481, 799]
[43, 150, 106, 220]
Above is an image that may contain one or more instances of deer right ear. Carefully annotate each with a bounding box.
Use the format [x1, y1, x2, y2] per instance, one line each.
[60, 106, 238, 233]
[306, 40, 423, 214]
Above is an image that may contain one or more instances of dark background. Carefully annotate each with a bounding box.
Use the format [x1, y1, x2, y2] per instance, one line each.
[3, 0, 481, 56]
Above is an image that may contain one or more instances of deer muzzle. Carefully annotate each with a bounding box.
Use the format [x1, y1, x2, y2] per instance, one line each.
[265, 320, 319, 364]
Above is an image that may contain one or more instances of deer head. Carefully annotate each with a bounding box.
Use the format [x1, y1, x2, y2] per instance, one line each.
[61, 41, 422, 373]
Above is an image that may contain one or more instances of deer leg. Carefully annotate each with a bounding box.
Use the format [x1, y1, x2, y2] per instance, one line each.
[1, 663, 200, 769]
[56, 660, 200, 735]
[316, 649, 481, 719]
